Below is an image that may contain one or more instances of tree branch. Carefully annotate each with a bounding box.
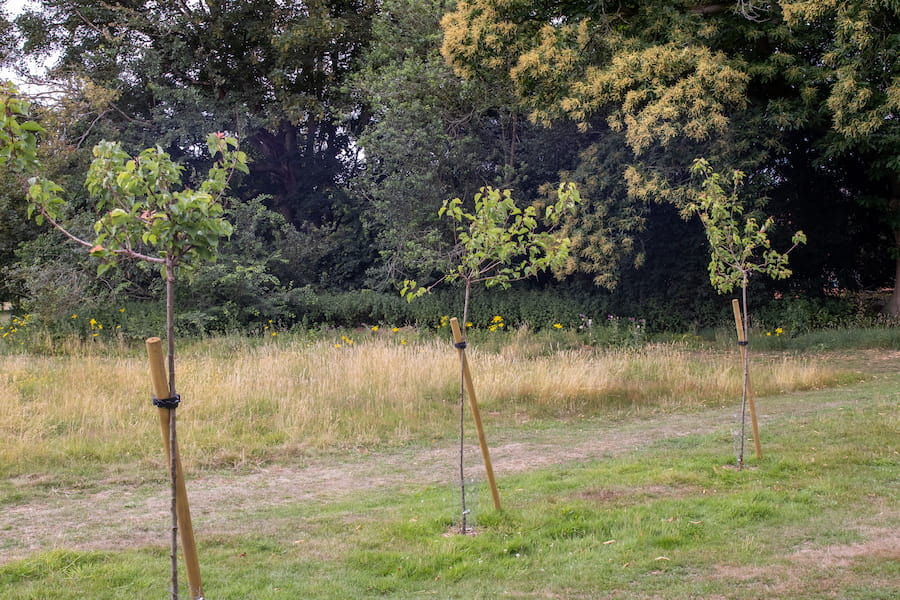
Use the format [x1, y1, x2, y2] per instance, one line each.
[72, 6, 117, 43]
[689, 4, 728, 16]
[39, 206, 165, 264]
[36, 207, 95, 250]
[75, 109, 110, 150]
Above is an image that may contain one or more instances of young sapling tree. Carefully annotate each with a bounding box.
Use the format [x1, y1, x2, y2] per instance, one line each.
[1, 82, 248, 599]
[689, 158, 805, 468]
[402, 183, 581, 532]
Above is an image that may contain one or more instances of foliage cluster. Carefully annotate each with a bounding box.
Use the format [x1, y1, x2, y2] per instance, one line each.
[1, 0, 899, 333]
[689, 159, 806, 297]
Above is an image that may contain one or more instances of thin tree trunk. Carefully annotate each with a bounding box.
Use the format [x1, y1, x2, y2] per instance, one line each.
[887, 247, 900, 317]
[738, 276, 750, 470]
[883, 178, 900, 317]
[169, 407, 178, 600]
[166, 260, 176, 397]
[458, 281, 471, 534]
[461, 282, 471, 336]
[165, 259, 178, 599]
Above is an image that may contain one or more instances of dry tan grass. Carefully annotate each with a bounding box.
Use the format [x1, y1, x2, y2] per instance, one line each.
[0, 337, 849, 473]
[470, 345, 839, 415]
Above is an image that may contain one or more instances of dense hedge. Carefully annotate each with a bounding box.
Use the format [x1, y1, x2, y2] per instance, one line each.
[13, 282, 889, 342]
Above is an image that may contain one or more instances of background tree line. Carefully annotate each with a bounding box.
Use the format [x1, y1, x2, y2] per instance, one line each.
[1, 0, 897, 334]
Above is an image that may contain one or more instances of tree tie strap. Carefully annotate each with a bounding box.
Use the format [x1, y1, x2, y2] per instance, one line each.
[454, 341, 467, 349]
[737, 341, 749, 346]
[153, 394, 181, 409]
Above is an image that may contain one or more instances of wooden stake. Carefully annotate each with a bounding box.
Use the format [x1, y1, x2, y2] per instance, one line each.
[449, 318, 501, 510]
[146, 337, 204, 600]
[731, 300, 762, 460]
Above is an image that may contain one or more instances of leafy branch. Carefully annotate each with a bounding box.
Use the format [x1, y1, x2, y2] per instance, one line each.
[401, 183, 582, 324]
[688, 158, 806, 296]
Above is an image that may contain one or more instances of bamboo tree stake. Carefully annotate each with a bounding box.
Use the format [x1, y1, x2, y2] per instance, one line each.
[732, 300, 762, 460]
[449, 318, 501, 510]
[146, 337, 204, 600]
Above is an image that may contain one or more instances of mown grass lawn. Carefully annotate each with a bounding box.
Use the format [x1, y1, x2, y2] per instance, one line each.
[1, 358, 896, 599]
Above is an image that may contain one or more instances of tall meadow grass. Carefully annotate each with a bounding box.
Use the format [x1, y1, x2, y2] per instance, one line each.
[0, 335, 853, 478]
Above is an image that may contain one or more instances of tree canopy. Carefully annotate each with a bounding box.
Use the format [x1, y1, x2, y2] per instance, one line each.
[13, 0, 375, 225]
[440, 0, 900, 307]
[2, 0, 898, 327]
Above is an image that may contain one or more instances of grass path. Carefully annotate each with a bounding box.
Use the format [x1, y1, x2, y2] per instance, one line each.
[3, 369, 896, 564]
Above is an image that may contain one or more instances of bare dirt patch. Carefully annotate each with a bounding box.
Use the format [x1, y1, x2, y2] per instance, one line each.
[790, 527, 900, 569]
[710, 526, 900, 597]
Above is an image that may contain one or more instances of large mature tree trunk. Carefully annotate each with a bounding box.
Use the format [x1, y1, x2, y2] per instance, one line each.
[884, 177, 900, 317]
[884, 229, 900, 317]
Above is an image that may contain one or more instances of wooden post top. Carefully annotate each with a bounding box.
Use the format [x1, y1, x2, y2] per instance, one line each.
[449, 317, 465, 345]
[731, 299, 745, 342]
[145, 337, 169, 400]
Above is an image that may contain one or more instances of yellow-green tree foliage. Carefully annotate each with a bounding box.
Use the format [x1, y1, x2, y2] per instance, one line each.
[781, 0, 900, 314]
[441, 1, 748, 155]
[440, 1, 754, 286]
[440, 1, 900, 301]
